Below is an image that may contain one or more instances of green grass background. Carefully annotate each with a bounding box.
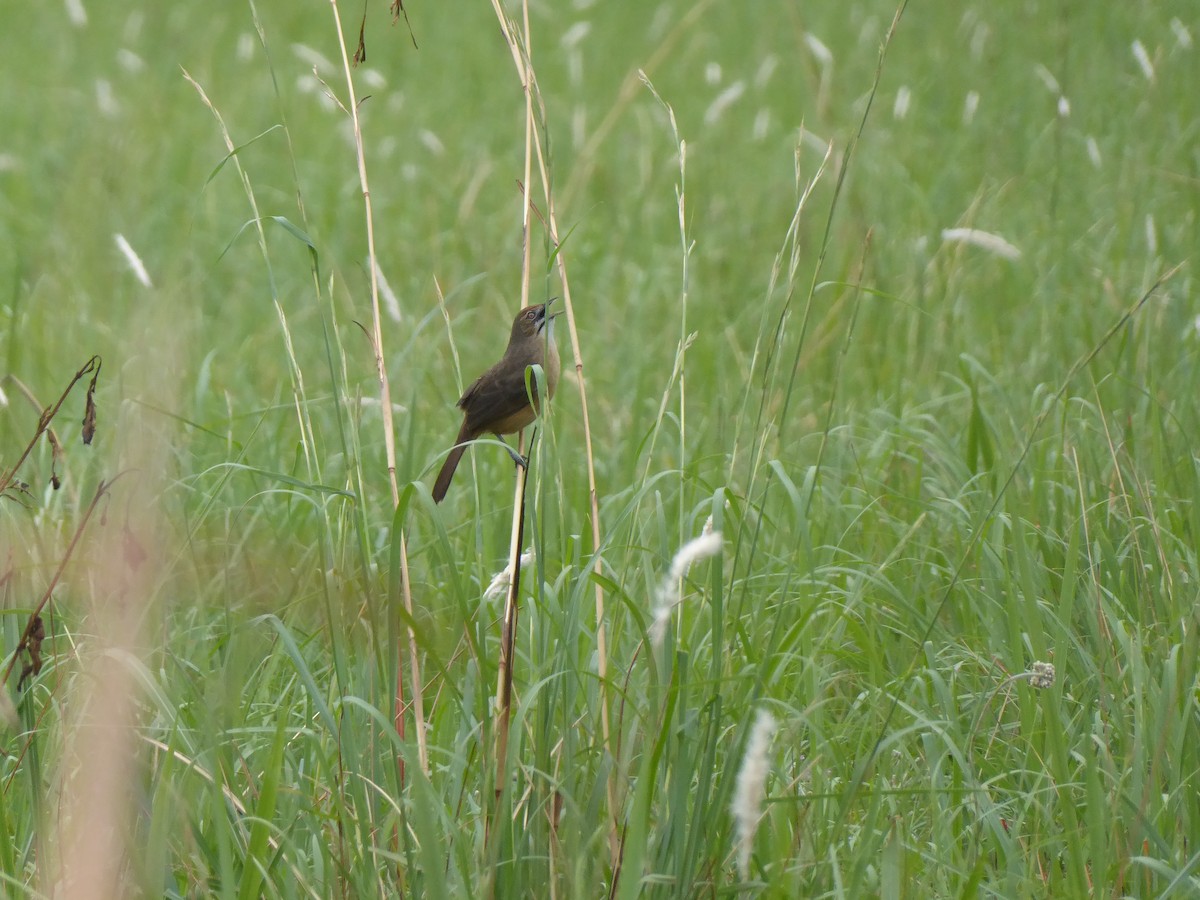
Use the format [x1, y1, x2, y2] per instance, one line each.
[2, 0, 1199, 896]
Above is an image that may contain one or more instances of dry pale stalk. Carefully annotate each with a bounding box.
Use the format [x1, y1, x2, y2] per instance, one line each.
[326, 0, 427, 776]
[487, 0, 618, 862]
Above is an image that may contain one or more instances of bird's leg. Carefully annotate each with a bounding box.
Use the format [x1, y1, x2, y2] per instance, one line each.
[498, 435, 529, 469]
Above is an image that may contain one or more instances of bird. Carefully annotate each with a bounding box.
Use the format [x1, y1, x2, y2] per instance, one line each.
[432, 301, 561, 503]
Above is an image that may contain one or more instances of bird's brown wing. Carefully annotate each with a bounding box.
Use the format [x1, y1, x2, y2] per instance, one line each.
[458, 362, 539, 435]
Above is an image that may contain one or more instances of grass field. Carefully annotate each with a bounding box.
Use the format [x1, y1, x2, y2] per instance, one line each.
[2, 1, 1199, 896]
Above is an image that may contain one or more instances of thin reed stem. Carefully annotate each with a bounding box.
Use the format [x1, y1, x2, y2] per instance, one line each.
[327, 0, 427, 776]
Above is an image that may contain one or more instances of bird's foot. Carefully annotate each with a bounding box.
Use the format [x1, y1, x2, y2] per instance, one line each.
[502, 444, 528, 469]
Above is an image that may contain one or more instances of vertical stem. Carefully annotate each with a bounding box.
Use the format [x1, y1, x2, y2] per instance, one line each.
[487, 0, 617, 864]
[327, 0, 427, 775]
[494, 451, 529, 782]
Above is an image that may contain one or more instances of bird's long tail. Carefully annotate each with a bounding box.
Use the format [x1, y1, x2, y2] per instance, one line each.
[432, 423, 473, 503]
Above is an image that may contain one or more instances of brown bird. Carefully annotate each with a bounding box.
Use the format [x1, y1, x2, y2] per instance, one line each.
[432, 302, 561, 503]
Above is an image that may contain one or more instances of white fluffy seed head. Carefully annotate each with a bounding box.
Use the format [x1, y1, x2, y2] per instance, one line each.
[650, 531, 723, 647]
[484, 550, 535, 602]
[114, 234, 153, 288]
[941, 228, 1021, 261]
[732, 709, 777, 880]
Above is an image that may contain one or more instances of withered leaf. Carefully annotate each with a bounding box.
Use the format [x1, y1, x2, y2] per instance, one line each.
[82, 390, 96, 445]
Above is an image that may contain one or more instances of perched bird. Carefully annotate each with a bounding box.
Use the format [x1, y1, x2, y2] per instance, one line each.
[432, 302, 560, 502]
